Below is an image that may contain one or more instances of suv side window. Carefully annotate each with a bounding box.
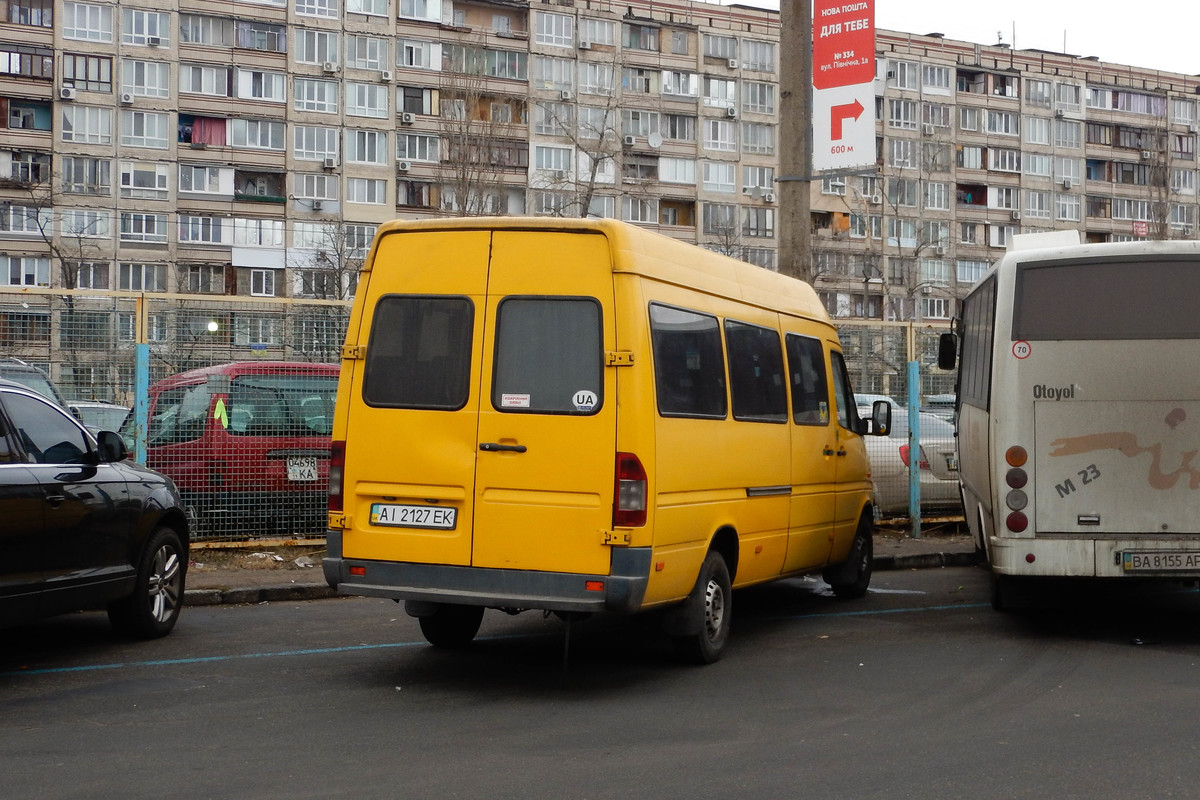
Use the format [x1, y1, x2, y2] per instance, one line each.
[5, 392, 90, 465]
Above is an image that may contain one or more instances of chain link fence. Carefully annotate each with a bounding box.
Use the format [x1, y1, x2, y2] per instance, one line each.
[3, 290, 958, 539]
[2, 288, 350, 541]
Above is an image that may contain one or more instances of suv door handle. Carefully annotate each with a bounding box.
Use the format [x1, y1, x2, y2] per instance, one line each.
[479, 442, 527, 453]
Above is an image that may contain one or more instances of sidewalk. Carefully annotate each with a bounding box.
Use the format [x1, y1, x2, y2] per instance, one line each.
[183, 524, 980, 607]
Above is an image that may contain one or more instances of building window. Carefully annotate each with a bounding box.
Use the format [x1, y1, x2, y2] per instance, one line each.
[622, 23, 658, 51]
[4, 0, 53, 28]
[238, 69, 286, 102]
[703, 119, 736, 152]
[295, 0, 338, 19]
[121, 9, 169, 46]
[1, 256, 50, 286]
[296, 29, 338, 64]
[180, 14, 233, 46]
[231, 118, 285, 150]
[60, 208, 111, 238]
[61, 156, 111, 195]
[119, 214, 168, 243]
[623, 196, 658, 224]
[742, 82, 775, 114]
[345, 129, 387, 164]
[346, 34, 387, 69]
[346, 82, 388, 118]
[120, 110, 169, 149]
[346, 177, 387, 204]
[888, 99, 918, 129]
[888, 61, 918, 90]
[702, 161, 735, 193]
[535, 11, 573, 47]
[396, 133, 439, 162]
[294, 125, 339, 161]
[250, 268, 275, 297]
[294, 79, 338, 113]
[397, 38, 435, 69]
[63, 1, 113, 42]
[181, 64, 231, 96]
[118, 261, 168, 289]
[62, 105, 113, 144]
[742, 207, 774, 238]
[294, 173, 338, 201]
[119, 162, 168, 199]
[742, 122, 774, 155]
[744, 40, 775, 72]
[62, 53, 112, 91]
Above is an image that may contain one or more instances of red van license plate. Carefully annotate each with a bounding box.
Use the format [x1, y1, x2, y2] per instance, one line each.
[286, 456, 319, 481]
[370, 503, 457, 530]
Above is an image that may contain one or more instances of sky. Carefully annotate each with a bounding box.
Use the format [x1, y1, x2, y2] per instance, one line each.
[723, 1, 1198, 76]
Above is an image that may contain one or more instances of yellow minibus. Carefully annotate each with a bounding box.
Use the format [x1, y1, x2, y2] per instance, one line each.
[324, 217, 889, 662]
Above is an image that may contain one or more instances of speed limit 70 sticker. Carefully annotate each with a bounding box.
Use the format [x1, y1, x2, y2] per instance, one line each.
[1012, 340, 1032, 359]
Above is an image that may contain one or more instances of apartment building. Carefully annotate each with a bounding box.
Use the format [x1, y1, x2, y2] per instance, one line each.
[0, 0, 1197, 397]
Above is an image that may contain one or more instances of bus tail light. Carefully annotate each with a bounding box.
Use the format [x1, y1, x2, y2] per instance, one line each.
[899, 445, 931, 470]
[613, 452, 647, 528]
[1004, 446, 1030, 532]
[328, 440, 345, 512]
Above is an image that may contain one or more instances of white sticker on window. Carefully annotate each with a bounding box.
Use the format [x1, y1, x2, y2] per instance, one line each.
[572, 390, 598, 412]
[501, 393, 531, 408]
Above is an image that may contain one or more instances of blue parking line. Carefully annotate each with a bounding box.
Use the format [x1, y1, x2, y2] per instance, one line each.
[3, 603, 988, 677]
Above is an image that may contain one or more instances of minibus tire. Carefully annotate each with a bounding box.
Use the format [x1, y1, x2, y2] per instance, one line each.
[671, 551, 732, 665]
[826, 516, 873, 599]
[418, 603, 485, 647]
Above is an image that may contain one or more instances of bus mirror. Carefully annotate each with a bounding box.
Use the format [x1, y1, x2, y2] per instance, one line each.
[871, 400, 891, 436]
[937, 332, 958, 370]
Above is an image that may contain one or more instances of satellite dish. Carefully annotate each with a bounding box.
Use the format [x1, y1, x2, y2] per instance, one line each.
[647, 132, 663, 149]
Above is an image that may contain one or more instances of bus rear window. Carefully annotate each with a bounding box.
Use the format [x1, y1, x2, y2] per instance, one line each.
[1014, 257, 1200, 340]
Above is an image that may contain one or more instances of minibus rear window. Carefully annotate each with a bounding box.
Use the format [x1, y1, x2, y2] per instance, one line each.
[364, 295, 474, 409]
[492, 297, 602, 415]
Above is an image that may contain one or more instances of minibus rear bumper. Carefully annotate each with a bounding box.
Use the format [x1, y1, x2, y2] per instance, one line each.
[323, 534, 651, 614]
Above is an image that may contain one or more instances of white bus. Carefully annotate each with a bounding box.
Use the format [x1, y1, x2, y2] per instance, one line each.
[939, 232, 1200, 608]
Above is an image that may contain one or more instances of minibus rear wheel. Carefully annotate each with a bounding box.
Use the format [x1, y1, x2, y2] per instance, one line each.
[418, 603, 485, 648]
[671, 551, 732, 665]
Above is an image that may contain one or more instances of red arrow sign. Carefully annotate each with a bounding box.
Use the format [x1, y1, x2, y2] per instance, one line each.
[830, 99, 864, 140]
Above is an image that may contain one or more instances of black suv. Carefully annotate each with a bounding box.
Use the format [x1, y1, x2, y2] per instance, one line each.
[0, 378, 190, 637]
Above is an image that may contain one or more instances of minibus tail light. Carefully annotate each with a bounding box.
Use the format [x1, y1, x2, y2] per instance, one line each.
[328, 440, 345, 512]
[614, 452, 647, 528]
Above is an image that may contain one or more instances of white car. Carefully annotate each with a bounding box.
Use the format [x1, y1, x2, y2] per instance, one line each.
[862, 410, 961, 517]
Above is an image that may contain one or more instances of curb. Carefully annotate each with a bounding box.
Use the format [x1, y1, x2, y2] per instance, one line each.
[183, 551, 983, 607]
[875, 551, 982, 571]
[185, 584, 337, 606]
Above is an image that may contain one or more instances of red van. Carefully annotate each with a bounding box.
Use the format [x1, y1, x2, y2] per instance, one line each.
[135, 361, 339, 537]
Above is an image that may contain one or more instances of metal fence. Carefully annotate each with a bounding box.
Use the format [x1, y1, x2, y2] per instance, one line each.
[3, 289, 958, 540]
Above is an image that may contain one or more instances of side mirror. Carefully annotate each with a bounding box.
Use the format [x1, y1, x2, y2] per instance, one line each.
[870, 400, 892, 436]
[937, 332, 958, 371]
[96, 430, 128, 463]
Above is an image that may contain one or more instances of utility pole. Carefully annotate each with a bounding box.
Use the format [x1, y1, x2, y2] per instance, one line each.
[778, 0, 813, 283]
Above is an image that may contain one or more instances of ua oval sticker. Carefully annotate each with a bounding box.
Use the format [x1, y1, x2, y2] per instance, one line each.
[573, 390, 598, 412]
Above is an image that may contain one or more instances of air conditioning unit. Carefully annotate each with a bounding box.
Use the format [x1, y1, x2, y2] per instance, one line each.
[622, 135, 636, 147]
[322, 156, 338, 170]
[120, 92, 134, 105]
[578, 41, 592, 50]
[725, 106, 737, 118]
[727, 58, 739, 69]
[1189, 122, 1200, 134]
[553, 169, 567, 180]
[763, 191, 776, 203]
[1010, 210, 1022, 221]
[1054, 109, 1065, 118]
[311, 199, 323, 211]
[400, 112, 416, 125]
[1141, 150, 1152, 160]
[379, 70, 393, 81]
[147, 36, 161, 47]
[396, 160, 411, 172]
[922, 123, 935, 136]
[59, 87, 77, 101]
[559, 89, 573, 101]
[1062, 177, 1073, 189]
[868, 193, 881, 204]
[934, 244, 946, 256]
[322, 61, 338, 73]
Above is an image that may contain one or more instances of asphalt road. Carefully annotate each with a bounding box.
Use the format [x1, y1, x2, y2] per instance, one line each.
[5, 567, 1200, 800]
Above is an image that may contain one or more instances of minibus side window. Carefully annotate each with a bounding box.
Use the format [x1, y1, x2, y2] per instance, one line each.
[829, 350, 860, 431]
[363, 295, 474, 410]
[492, 297, 602, 415]
[785, 333, 830, 425]
[649, 303, 727, 419]
[724, 320, 786, 423]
